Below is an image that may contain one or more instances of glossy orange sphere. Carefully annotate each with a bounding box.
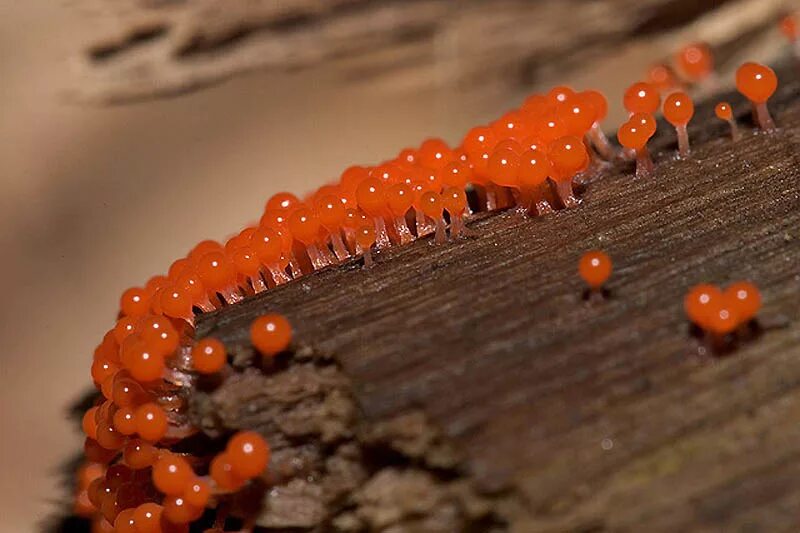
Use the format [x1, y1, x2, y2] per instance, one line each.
[209, 452, 246, 492]
[251, 226, 283, 264]
[196, 251, 236, 290]
[132, 503, 164, 533]
[419, 191, 444, 219]
[265, 192, 300, 212]
[227, 431, 270, 479]
[675, 42, 713, 81]
[287, 207, 321, 245]
[355, 178, 387, 217]
[417, 138, 454, 170]
[461, 126, 498, 155]
[123, 439, 157, 470]
[163, 496, 203, 524]
[386, 183, 414, 217]
[714, 102, 733, 121]
[663, 91, 694, 126]
[113, 407, 137, 436]
[438, 161, 472, 188]
[617, 118, 651, 150]
[517, 148, 551, 188]
[580, 90, 608, 122]
[705, 302, 739, 335]
[355, 224, 376, 249]
[491, 111, 530, 141]
[735, 62, 778, 104]
[152, 454, 193, 496]
[183, 477, 211, 508]
[192, 337, 227, 374]
[578, 251, 612, 290]
[250, 313, 292, 357]
[487, 148, 520, 187]
[724, 281, 761, 323]
[120, 288, 151, 318]
[549, 136, 588, 177]
[623, 82, 661, 114]
[558, 96, 596, 136]
[134, 402, 168, 442]
[683, 284, 723, 328]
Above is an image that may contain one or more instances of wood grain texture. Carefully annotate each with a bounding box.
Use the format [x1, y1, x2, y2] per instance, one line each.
[67, 0, 792, 103]
[192, 68, 800, 531]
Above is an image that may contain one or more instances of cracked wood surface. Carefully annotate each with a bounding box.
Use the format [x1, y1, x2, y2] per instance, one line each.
[192, 66, 800, 531]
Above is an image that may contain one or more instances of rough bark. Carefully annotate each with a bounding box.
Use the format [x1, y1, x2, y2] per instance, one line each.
[67, 0, 790, 103]
[167, 64, 800, 532]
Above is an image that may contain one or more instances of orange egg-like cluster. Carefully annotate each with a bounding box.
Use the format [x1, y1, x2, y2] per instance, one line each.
[684, 281, 762, 349]
[74, 55, 784, 530]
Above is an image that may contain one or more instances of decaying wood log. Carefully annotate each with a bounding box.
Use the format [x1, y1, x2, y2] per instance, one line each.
[168, 65, 800, 531]
[67, 0, 793, 103]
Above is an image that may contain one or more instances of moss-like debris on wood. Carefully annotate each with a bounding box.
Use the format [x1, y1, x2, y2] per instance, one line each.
[193, 64, 800, 531]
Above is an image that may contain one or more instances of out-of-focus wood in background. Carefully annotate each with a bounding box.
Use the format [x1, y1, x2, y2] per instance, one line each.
[70, 0, 792, 104]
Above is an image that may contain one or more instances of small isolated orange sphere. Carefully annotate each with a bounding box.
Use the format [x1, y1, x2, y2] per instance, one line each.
[152, 454, 193, 496]
[724, 281, 762, 323]
[623, 82, 661, 114]
[663, 91, 694, 126]
[227, 431, 270, 479]
[134, 402, 168, 443]
[735, 62, 778, 104]
[675, 42, 714, 81]
[192, 338, 227, 374]
[251, 313, 292, 357]
[684, 284, 723, 328]
[578, 251, 612, 290]
[714, 102, 733, 121]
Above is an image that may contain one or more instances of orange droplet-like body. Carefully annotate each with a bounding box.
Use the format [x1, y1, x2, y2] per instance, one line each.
[441, 187, 467, 215]
[780, 13, 798, 41]
[438, 161, 472, 188]
[735, 62, 778, 104]
[250, 313, 292, 357]
[315, 193, 346, 232]
[663, 91, 694, 126]
[124, 342, 165, 383]
[230, 245, 261, 278]
[152, 454, 193, 496]
[386, 183, 414, 218]
[547, 85, 575, 104]
[134, 402, 168, 442]
[461, 126, 498, 155]
[580, 90, 608, 122]
[623, 82, 661, 114]
[196, 251, 236, 290]
[160, 285, 194, 321]
[724, 281, 761, 323]
[646, 63, 678, 92]
[123, 439, 157, 469]
[288, 207, 321, 245]
[578, 251, 612, 290]
[705, 302, 739, 335]
[487, 148, 520, 187]
[183, 477, 211, 508]
[83, 407, 99, 439]
[417, 138, 454, 170]
[113, 407, 137, 436]
[252, 226, 284, 264]
[227, 431, 270, 479]
[675, 42, 714, 81]
[683, 284, 723, 328]
[355, 224, 376, 249]
[714, 102, 733, 121]
[419, 191, 444, 219]
[549, 135, 588, 179]
[192, 337, 227, 374]
[265, 192, 300, 212]
[491, 111, 530, 141]
[518, 149, 551, 188]
[163, 495, 203, 524]
[355, 177, 387, 217]
[120, 288, 150, 318]
[210, 452, 246, 492]
[557, 95, 596, 136]
[617, 115, 655, 150]
[113, 317, 140, 345]
[132, 503, 164, 533]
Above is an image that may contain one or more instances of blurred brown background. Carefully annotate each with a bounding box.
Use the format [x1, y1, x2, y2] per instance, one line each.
[0, 1, 793, 530]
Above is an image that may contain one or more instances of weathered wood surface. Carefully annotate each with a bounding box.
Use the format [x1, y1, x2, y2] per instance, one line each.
[68, 0, 791, 103]
[191, 68, 800, 532]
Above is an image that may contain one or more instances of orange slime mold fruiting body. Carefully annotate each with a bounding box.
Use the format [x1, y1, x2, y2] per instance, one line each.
[663, 91, 695, 158]
[250, 313, 293, 358]
[578, 251, 612, 295]
[736, 62, 778, 131]
[617, 113, 656, 178]
[675, 42, 715, 88]
[623, 82, 661, 115]
[714, 102, 741, 141]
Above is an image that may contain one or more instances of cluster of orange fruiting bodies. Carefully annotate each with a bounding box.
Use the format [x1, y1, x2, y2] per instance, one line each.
[684, 282, 762, 343]
[74, 43, 785, 530]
